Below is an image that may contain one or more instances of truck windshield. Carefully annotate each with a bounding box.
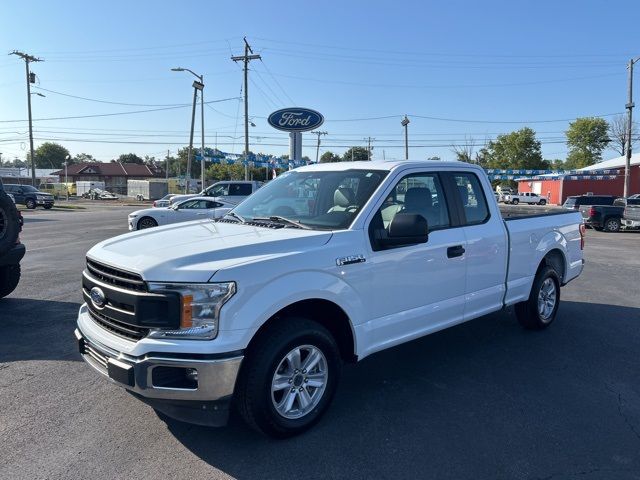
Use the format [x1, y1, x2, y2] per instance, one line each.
[232, 169, 388, 230]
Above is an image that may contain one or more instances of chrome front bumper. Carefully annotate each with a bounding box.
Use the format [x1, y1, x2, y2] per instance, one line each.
[75, 328, 243, 402]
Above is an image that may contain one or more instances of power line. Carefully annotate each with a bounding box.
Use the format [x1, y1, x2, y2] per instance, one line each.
[32, 86, 197, 107]
[258, 59, 296, 105]
[0, 97, 241, 123]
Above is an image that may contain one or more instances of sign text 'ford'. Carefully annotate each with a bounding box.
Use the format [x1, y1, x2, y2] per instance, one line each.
[268, 108, 324, 132]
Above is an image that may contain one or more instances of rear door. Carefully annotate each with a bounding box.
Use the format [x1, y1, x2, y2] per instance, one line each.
[446, 171, 508, 320]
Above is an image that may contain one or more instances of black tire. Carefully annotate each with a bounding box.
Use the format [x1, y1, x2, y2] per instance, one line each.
[603, 217, 621, 233]
[25, 198, 36, 209]
[512, 198, 519, 205]
[0, 264, 21, 299]
[137, 216, 158, 230]
[539, 199, 547, 205]
[43, 204, 53, 210]
[515, 265, 561, 330]
[235, 317, 341, 438]
[0, 191, 20, 257]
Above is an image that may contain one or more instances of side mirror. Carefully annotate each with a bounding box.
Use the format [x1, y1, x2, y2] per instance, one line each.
[378, 213, 429, 248]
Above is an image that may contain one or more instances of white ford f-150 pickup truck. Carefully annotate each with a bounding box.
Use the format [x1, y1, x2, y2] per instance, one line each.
[75, 161, 585, 438]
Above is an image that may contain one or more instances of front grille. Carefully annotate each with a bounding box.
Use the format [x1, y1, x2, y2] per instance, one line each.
[86, 259, 145, 292]
[88, 308, 149, 341]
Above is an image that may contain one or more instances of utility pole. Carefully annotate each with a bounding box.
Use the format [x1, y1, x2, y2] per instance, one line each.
[365, 137, 374, 160]
[624, 57, 639, 198]
[10, 51, 43, 186]
[166, 149, 170, 181]
[401, 115, 410, 160]
[312, 131, 327, 163]
[186, 87, 198, 193]
[200, 75, 206, 190]
[232, 37, 261, 180]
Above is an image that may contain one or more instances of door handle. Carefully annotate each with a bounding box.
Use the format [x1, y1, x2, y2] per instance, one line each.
[447, 245, 465, 258]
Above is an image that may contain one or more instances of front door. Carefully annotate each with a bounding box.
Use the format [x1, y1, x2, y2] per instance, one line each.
[362, 170, 468, 354]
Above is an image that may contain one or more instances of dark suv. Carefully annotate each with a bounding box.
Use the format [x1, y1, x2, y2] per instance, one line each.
[0, 179, 25, 298]
[3, 184, 54, 209]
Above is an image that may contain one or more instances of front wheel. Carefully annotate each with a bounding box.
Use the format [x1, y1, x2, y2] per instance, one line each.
[44, 204, 53, 210]
[235, 317, 341, 438]
[0, 264, 21, 298]
[515, 265, 560, 330]
[137, 216, 158, 230]
[604, 217, 621, 233]
[512, 198, 519, 205]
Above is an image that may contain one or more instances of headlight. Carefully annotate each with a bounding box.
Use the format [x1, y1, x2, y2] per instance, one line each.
[147, 282, 236, 340]
[36, 195, 45, 200]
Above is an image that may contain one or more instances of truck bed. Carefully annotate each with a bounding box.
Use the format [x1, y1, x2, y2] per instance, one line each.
[499, 205, 568, 219]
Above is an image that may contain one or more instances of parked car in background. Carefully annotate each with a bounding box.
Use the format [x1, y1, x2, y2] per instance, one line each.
[128, 196, 235, 230]
[0, 179, 25, 298]
[169, 180, 262, 206]
[562, 195, 621, 229]
[153, 194, 177, 208]
[580, 197, 640, 232]
[39, 183, 69, 199]
[504, 192, 547, 205]
[622, 201, 640, 230]
[3, 184, 54, 209]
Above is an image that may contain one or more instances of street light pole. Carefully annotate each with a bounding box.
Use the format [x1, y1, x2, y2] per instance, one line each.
[172, 68, 205, 194]
[401, 115, 410, 160]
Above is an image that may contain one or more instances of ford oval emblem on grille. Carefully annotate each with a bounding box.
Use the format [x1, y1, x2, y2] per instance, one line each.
[90, 287, 106, 309]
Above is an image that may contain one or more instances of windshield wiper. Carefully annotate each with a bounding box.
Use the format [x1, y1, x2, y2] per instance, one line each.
[223, 211, 246, 223]
[252, 216, 313, 230]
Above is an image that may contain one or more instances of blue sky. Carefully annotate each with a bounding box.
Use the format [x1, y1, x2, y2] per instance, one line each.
[1, 0, 639, 164]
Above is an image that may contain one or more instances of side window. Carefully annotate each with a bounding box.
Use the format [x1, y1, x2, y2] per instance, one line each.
[208, 184, 229, 197]
[452, 173, 489, 225]
[232, 184, 253, 195]
[376, 173, 450, 230]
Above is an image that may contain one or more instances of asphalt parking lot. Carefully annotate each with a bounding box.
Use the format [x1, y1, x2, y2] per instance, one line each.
[1, 205, 639, 480]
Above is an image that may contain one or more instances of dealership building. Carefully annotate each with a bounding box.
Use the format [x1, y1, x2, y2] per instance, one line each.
[516, 153, 640, 205]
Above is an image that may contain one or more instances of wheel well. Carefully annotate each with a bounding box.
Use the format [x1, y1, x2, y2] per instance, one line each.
[249, 299, 357, 363]
[538, 249, 566, 283]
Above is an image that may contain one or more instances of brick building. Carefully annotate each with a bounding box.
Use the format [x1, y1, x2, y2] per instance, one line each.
[51, 162, 165, 195]
[517, 154, 640, 205]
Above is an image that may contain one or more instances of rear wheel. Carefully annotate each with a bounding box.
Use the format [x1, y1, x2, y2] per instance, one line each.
[604, 217, 621, 232]
[512, 198, 519, 205]
[235, 317, 341, 438]
[0, 264, 21, 298]
[137, 216, 158, 230]
[539, 199, 547, 205]
[515, 265, 560, 330]
[25, 199, 36, 209]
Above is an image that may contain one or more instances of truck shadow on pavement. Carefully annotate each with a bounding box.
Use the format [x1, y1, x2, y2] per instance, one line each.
[0, 298, 81, 363]
[162, 300, 640, 480]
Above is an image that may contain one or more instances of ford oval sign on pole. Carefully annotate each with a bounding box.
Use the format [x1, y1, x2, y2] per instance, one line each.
[268, 108, 324, 132]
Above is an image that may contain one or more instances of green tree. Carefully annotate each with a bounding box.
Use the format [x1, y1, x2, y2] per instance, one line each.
[565, 117, 610, 169]
[117, 153, 144, 164]
[342, 146, 371, 161]
[30, 142, 70, 169]
[483, 127, 548, 170]
[320, 151, 341, 163]
[73, 153, 95, 164]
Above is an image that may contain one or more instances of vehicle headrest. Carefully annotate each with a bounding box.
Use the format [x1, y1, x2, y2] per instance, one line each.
[458, 185, 469, 206]
[404, 187, 432, 210]
[334, 187, 356, 207]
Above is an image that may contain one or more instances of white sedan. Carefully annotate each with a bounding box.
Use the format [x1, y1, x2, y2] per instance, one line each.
[128, 197, 235, 230]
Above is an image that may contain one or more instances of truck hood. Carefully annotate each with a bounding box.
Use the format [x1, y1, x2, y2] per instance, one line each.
[87, 220, 333, 282]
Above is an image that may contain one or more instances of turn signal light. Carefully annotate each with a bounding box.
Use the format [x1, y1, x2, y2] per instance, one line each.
[181, 294, 193, 328]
